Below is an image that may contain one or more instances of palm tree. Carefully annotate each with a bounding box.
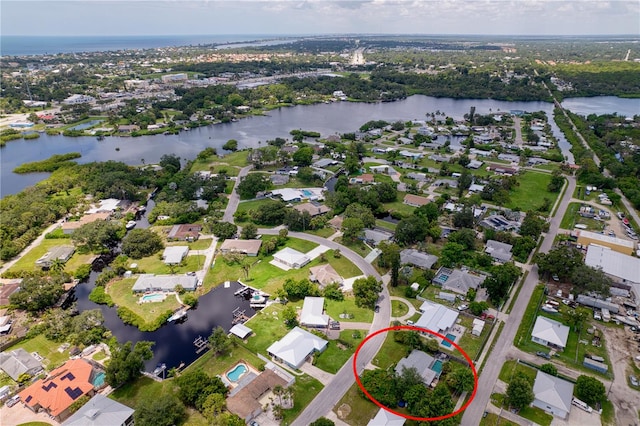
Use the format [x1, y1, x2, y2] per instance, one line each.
[50, 258, 65, 274]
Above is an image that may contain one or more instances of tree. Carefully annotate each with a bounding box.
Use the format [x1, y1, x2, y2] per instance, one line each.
[72, 220, 124, 253]
[447, 368, 475, 394]
[209, 326, 232, 356]
[469, 301, 488, 316]
[134, 393, 186, 426]
[10, 274, 66, 312]
[353, 276, 382, 309]
[176, 370, 227, 410]
[395, 215, 428, 245]
[396, 366, 424, 398]
[415, 202, 440, 222]
[448, 228, 477, 251]
[121, 228, 164, 259]
[201, 393, 226, 421]
[374, 182, 398, 203]
[282, 305, 298, 328]
[237, 173, 270, 199]
[485, 262, 521, 304]
[535, 246, 583, 280]
[519, 212, 546, 239]
[344, 203, 375, 228]
[159, 154, 181, 174]
[575, 375, 606, 406]
[105, 341, 153, 388]
[452, 207, 475, 229]
[211, 221, 237, 239]
[540, 363, 558, 376]
[570, 264, 612, 296]
[440, 242, 467, 268]
[209, 413, 245, 426]
[341, 217, 364, 243]
[222, 139, 238, 151]
[506, 374, 534, 410]
[292, 146, 314, 166]
[547, 170, 564, 192]
[323, 282, 345, 301]
[561, 307, 591, 332]
[359, 369, 397, 407]
[311, 418, 335, 426]
[240, 223, 258, 239]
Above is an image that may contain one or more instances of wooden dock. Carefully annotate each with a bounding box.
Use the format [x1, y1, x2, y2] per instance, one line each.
[193, 336, 209, 354]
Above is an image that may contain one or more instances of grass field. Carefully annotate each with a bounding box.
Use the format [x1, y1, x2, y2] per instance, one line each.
[382, 195, 417, 217]
[133, 254, 205, 275]
[480, 413, 518, 426]
[314, 330, 366, 374]
[242, 303, 293, 355]
[5, 239, 93, 275]
[281, 374, 324, 424]
[110, 376, 177, 408]
[167, 237, 213, 251]
[498, 359, 537, 383]
[325, 297, 374, 323]
[559, 202, 607, 231]
[391, 300, 409, 317]
[9, 335, 70, 369]
[371, 332, 409, 370]
[333, 382, 379, 426]
[326, 250, 362, 278]
[108, 277, 181, 321]
[304, 227, 336, 238]
[505, 171, 556, 212]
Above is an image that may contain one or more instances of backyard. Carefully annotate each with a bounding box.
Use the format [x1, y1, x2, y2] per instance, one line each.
[132, 254, 205, 275]
[333, 382, 379, 426]
[107, 277, 181, 323]
[314, 329, 367, 374]
[7, 334, 69, 369]
[5, 238, 94, 275]
[505, 171, 556, 212]
[559, 202, 608, 231]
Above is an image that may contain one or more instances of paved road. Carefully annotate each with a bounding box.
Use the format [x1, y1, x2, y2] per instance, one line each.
[222, 165, 252, 223]
[461, 176, 576, 425]
[0, 218, 64, 274]
[258, 229, 391, 426]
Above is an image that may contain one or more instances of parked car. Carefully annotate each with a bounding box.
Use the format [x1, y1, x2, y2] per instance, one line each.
[536, 351, 551, 359]
[407, 320, 415, 325]
[6, 395, 20, 408]
[457, 304, 469, 311]
[374, 305, 380, 313]
[630, 375, 639, 387]
[329, 321, 340, 330]
[552, 274, 560, 282]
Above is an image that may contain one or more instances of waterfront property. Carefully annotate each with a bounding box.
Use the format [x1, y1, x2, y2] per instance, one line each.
[267, 326, 328, 369]
[532, 370, 574, 419]
[138, 292, 167, 303]
[167, 223, 202, 241]
[61, 212, 111, 234]
[415, 301, 459, 335]
[162, 246, 189, 265]
[62, 393, 135, 426]
[403, 193, 431, 207]
[219, 239, 263, 256]
[35, 245, 75, 268]
[0, 348, 43, 381]
[131, 274, 198, 292]
[229, 323, 253, 339]
[531, 316, 569, 351]
[300, 297, 330, 328]
[19, 358, 102, 422]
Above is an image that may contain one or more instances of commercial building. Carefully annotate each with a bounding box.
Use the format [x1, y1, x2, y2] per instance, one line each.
[584, 244, 640, 286]
[577, 230, 635, 255]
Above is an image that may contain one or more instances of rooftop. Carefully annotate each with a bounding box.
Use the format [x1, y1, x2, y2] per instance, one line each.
[300, 297, 329, 327]
[585, 244, 640, 284]
[400, 249, 438, 269]
[267, 326, 327, 369]
[532, 316, 570, 348]
[533, 370, 574, 415]
[162, 246, 189, 264]
[485, 240, 513, 262]
[132, 274, 198, 292]
[416, 300, 459, 334]
[62, 394, 134, 426]
[219, 239, 263, 255]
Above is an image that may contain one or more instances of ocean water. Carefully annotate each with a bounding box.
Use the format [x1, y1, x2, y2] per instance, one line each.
[0, 34, 291, 56]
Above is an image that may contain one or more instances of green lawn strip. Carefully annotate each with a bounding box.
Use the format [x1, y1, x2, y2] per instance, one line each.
[506, 271, 528, 315]
[16, 422, 52, 426]
[314, 330, 366, 374]
[281, 374, 324, 425]
[327, 250, 362, 278]
[518, 405, 553, 426]
[110, 376, 177, 408]
[185, 343, 265, 377]
[514, 284, 545, 348]
[285, 237, 319, 253]
[92, 350, 107, 361]
[235, 198, 276, 214]
[551, 177, 570, 218]
[108, 277, 181, 321]
[505, 171, 556, 212]
[325, 297, 374, 323]
[371, 332, 408, 370]
[334, 238, 371, 258]
[304, 227, 336, 238]
[333, 382, 379, 426]
[479, 413, 518, 426]
[242, 303, 294, 355]
[391, 300, 409, 317]
[133, 254, 205, 275]
[382, 196, 416, 217]
[167, 237, 213, 251]
[6, 239, 75, 274]
[497, 359, 537, 383]
[601, 399, 615, 426]
[10, 335, 69, 369]
[375, 219, 397, 231]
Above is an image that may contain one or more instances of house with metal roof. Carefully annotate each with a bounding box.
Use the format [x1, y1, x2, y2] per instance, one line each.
[485, 240, 513, 263]
[267, 327, 327, 369]
[273, 247, 310, 269]
[394, 350, 440, 386]
[363, 228, 394, 246]
[584, 244, 640, 286]
[35, 246, 75, 268]
[162, 246, 189, 265]
[0, 348, 43, 381]
[62, 394, 134, 426]
[415, 301, 459, 334]
[532, 370, 574, 419]
[400, 249, 438, 270]
[531, 316, 569, 351]
[368, 407, 406, 425]
[131, 274, 198, 292]
[300, 297, 330, 328]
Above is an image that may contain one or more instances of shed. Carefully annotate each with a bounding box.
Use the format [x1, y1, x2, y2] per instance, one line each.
[229, 324, 253, 339]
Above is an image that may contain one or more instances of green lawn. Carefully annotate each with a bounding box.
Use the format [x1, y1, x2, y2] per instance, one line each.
[371, 332, 409, 370]
[304, 227, 336, 238]
[281, 374, 324, 424]
[285, 238, 319, 253]
[518, 405, 553, 426]
[133, 254, 206, 275]
[382, 195, 416, 217]
[110, 376, 177, 408]
[559, 202, 607, 231]
[455, 315, 491, 360]
[5, 239, 87, 274]
[327, 250, 362, 278]
[314, 330, 366, 374]
[514, 285, 546, 348]
[108, 277, 181, 321]
[235, 198, 276, 214]
[505, 171, 556, 212]
[333, 382, 379, 426]
[391, 300, 409, 317]
[498, 359, 537, 383]
[16, 423, 52, 426]
[325, 297, 374, 323]
[375, 219, 397, 231]
[242, 303, 293, 355]
[9, 335, 69, 369]
[167, 238, 213, 251]
[216, 150, 249, 167]
[185, 343, 265, 377]
[480, 413, 518, 426]
[334, 238, 371, 258]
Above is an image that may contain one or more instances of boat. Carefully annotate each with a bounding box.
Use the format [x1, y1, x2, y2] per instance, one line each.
[153, 363, 166, 376]
[96, 135, 105, 141]
[125, 220, 137, 230]
[541, 304, 559, 313]
[167, 308, 188, 322]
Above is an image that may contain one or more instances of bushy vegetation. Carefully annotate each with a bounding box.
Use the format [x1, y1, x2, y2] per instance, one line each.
[13, 152, 82, 173]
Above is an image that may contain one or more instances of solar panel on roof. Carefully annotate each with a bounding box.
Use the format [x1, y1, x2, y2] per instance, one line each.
[42, 382, 58, 391]
[25, 395, 32, 403]
[61, 372, 75, 381]
[64, 387, 84, 400]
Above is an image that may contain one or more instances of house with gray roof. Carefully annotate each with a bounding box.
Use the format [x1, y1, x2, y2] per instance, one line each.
[368, 408, 406, 426]
[131, 274, 198, 293]
[532, 370, 574, 419]
[400, 249, 438, 270]
[363, 228, 394, 246]
[485, 240, 513, 263]
[394, 350, 440, 386]
[62, 394, 134, 426]
[415, 300, 459, 334]
[432, 267, 486, 295]
[267, 327, 327, 369]
[35, 246, 75, 268]
[162, 246, 189, 265]
[0, 348, 43, 381]
[531, 316, 569, 351]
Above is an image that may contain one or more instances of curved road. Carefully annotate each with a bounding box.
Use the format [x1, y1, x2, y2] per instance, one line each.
[258, 229, 391, 426]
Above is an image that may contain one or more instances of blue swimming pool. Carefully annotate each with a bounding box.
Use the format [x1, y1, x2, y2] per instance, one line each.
[442, 333, 456, 347]
[301, 189, 313, 197]
[141, 293, 165, 303]
[431, 359, 444, 374]
[92, 372, 105, 387]
[226, 363, 248, 382]
[437, 274, 449, 282]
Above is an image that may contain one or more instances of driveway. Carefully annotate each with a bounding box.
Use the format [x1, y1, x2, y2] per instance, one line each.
[300, 362, 335, 386]
[1, 402, 60, 426]
[222, 165, 252, 223]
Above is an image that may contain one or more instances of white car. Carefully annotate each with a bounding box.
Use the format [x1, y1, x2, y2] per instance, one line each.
[457, 304, 469, 311]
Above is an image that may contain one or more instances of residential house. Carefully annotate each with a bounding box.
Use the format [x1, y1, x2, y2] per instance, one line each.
[227, 369, 290, 424]
[363, 228, 394, 246]
[131, 274, 198, 292]
[328, 215, 343, 230]
[162, 246, 189, 265]
[273, 248, 310, 269]
[394, 350, 441, 387]
[479, 214, 520, 232]
[61, 213, 110, 235]
[117, 125, 140, 134]
[467, 160, 484, 169]
[399, 150, 423, 161]
[167, 224, 202, 241]
[0, 348, 43, 381]
[86, 199, 123, 214]
[415, 301, 459, 334]
[369, 165, 390, 174]
[62, 394, 134, 426]
[35, 246, 75, 268]
[406, 172, 428, 182]
[299, 297, 330, 328]
[432, 267, 486, 295]
[403, 194, 430, 207]
[531, 316, 569, 351]
[293, 202, 331, 217]
[429, 154, 451, 163]
[400, 249, 438, 270]
[532, 370, 574, 419]
[267, 327, 328, 369]
[485, 240, 513, 263]
[309, 264, 343, 288]
[468, 183, 485, 193]
[219, 239, 263, 257]
[19, 359, 100, 422]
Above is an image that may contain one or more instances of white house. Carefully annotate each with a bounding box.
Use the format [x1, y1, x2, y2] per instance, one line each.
[300, 297, 330, 328]
[368, 408, 406, 426]
[415, 301, 459, 334]
[62, 394, 135, 426]
[267, 327, 327, 369]
[162, 246, 189, 265]
[273, 247, 310, 269]
[531, 316, 569, 351]
[532, 370, 574, 419]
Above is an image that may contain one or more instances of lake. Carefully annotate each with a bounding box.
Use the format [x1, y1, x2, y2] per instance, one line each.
[2, 95, 638, 197]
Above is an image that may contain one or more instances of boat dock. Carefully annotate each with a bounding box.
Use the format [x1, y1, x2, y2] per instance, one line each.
[232, 307, 249, 324]
[193, 335, 209, 354]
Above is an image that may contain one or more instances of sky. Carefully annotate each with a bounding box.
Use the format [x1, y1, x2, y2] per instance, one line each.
[2, 0, 639, 36]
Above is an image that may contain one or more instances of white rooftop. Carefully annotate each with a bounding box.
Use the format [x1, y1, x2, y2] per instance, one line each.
[300, 297, 329, 327]
[273, 247, 310, 266]
[368, 408, 406, 426]
[62, 394, 134, 426]
[533, 370, 574, 416]
[162, 246, 189, 264]
[585, 244, 640, 285]
[229, 323, 252, 339]
[416, 300, 459, 334]
[532, 316, 569, 348]
[267, 326, 327, 369]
